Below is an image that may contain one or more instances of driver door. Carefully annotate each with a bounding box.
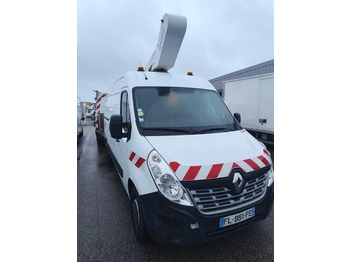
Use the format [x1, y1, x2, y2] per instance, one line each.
[116, 89, 131, 180]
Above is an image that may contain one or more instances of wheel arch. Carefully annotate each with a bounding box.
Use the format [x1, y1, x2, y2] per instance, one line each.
[128, 178, 136, 198]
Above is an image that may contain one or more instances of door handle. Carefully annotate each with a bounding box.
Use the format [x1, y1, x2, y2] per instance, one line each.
[259, 118, 267, 125]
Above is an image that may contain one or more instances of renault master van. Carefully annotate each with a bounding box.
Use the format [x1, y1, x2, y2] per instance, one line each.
[96, 13, 274, 245]
[100, 70, 274, 245]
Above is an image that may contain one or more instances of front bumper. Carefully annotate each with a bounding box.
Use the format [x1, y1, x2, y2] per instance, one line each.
[139, 184, 274, 245]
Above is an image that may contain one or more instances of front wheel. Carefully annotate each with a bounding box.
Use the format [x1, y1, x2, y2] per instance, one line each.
[130, 187, 149, 242]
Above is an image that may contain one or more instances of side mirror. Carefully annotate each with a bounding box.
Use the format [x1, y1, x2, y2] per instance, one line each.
[109, 115, 130, 139]
[81, 116, 85, 121]
[234, 113, 241, 124]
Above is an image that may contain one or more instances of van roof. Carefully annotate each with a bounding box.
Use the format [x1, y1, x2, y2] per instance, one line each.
[116, 71, 215, 91]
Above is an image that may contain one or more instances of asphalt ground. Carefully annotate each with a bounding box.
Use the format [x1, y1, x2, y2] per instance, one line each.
[77, 119, 274, 262]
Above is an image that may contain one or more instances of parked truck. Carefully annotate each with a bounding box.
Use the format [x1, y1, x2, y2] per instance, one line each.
[223, 73, 274, 145]
[95, 13, 274, 245]
[86, 104, 95, 119]
[77, 96, 85, 139]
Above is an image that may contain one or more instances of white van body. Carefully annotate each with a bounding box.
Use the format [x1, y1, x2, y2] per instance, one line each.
[96, 13, 273, 245]
[223, 73, 274, 144]
[77, 97, 84, 137]
[102, 71, 274, 244]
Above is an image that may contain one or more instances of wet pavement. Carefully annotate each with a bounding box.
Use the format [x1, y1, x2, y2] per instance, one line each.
[77, 119, 274, 262]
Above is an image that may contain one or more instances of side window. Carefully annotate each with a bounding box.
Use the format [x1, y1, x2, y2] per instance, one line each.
[121, 91, 130, 123]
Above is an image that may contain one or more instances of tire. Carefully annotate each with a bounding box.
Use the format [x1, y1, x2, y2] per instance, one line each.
[130, 187, 149, 242]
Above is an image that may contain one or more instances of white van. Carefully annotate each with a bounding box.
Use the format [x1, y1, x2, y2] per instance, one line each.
[96, 13, 273, 245]
[100, 70, 274, 244]
[77, 97, 84, 138]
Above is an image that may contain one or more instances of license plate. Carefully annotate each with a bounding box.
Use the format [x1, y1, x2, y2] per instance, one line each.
[219, 207, 255, 228]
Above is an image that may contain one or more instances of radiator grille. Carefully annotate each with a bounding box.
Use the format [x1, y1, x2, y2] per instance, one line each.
[189, 174, 267, 215]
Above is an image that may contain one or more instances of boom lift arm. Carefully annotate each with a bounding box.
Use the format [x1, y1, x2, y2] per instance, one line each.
[95, 14, 187, 146]
[145, 13, 187, 72]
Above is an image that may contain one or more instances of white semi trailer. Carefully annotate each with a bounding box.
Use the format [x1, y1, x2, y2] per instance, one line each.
[223, 73, 274, 145]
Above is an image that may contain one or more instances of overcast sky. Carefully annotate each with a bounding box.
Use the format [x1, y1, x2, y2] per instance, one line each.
[77, 0, 273, 102]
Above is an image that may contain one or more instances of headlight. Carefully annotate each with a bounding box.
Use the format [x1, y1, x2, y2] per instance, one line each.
[260, 142, 272, 157]
[259, 142, 267, 149]
[147, 150, 193, 206]
[267, 167, 274, 187]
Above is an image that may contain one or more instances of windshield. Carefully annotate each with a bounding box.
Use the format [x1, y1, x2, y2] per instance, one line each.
[133, 87, 241, 135]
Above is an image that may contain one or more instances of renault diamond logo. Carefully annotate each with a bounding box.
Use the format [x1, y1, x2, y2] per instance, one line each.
[233, 172, 244, 192]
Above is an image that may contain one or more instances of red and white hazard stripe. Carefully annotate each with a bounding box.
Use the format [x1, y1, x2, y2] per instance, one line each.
[95, 93, 107, 130]
[169, 150, 272, 181]
[129, 151, 146, 168]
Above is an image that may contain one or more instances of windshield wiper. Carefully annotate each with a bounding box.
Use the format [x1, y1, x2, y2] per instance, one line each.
[198, 127, 234, 134]
[142, 127, 197, 134]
